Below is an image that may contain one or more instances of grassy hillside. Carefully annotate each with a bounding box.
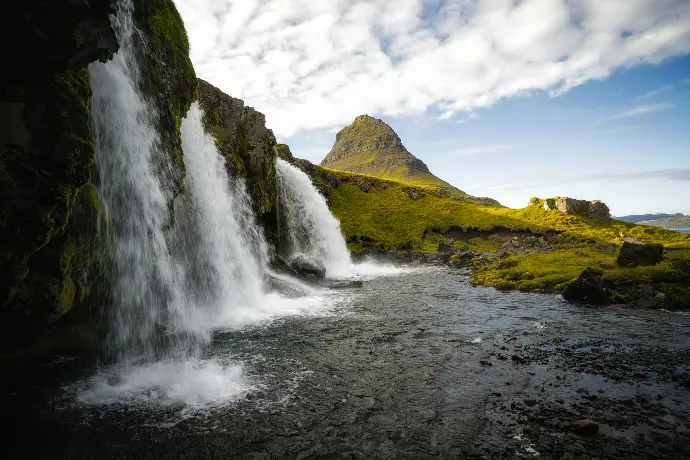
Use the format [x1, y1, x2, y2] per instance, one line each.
[323, 148, 456, 189]
[304, 164, 690, 307]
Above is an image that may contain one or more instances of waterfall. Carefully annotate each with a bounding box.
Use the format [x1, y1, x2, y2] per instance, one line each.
[173, 103, 268, 329]
[276, 158, 353, 277]
[90, 0, 193, 363]
[276, 158, 407, 279]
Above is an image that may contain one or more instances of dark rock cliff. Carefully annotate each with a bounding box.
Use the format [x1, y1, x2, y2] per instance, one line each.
[197, 79, 280, 246]
[0, 0, 118, 347]
[0, 0, 197, 351]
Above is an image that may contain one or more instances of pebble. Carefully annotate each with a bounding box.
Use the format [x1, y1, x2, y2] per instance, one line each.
[564, 443, 586, 453]
[602, 444, 618, 455]
[573, 419, 599, 435]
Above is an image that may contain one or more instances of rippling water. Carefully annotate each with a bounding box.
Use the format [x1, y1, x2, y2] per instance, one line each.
[4, 267, 690, 459]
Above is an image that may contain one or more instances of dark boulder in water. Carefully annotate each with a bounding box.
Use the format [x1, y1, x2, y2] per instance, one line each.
[562, 268, 609, 305]
[288, 254, 327, 278]
[617, 242, 663, 267]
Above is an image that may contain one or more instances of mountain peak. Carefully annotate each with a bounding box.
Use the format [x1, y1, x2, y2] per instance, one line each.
[321, 114, 457, 188]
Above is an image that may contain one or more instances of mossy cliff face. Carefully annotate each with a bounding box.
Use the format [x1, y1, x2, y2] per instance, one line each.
[197, 79, 280, 245]
[131, 0, 198, 194]
[0, 0, 118, 346]
[0, 0, 197, 349]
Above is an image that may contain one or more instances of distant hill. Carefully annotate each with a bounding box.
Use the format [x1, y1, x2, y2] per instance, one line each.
[320, 115, 500, 206]
[638, 215, 690, 228]
[615, 213, 683, 223]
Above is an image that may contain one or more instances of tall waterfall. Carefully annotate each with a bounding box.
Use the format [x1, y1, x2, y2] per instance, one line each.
[89, 0, 269, 363]
[276, 159, 353, 277]
[90, 0, 192, 363]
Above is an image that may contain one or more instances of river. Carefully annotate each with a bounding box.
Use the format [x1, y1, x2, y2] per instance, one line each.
[5, 267, 689, 459]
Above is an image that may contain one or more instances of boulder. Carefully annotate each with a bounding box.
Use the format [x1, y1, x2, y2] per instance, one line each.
[562, 268, 609, 305]
[543, 198, 556, 211]
[288, 254, 327, 278]
[617, 242, 663, 267]
[588, 200, 610, 223]
[437, 243, 455, 253]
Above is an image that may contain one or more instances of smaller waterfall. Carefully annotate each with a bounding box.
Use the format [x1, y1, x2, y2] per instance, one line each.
[276, 159, 353, 277]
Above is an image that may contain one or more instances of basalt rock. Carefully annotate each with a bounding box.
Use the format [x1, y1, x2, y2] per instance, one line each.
[197, 79, 280, 246]
[617, 242, 663, 267]
[562, 268, 609, 305]
[288, 254, 327, 278]
[0, 0, 119, 346]
[542, 197, 610, 223]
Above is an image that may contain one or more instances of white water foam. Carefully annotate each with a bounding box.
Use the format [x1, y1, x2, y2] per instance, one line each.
[276, 158, 409, 279]
[75, 359, 250, 410]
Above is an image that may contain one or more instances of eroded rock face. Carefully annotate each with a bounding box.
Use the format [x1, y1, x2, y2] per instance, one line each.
[0, 0, 119, 345]
[562, 268, 609, 305]
[197, 79, 280, 245]
[540, 197, 611, 223]
[617, 242, 663, 267]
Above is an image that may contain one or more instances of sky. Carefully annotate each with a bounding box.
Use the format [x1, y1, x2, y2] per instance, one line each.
[174, 0, 690, 216]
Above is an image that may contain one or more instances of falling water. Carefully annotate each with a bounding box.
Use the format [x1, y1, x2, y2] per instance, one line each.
[173, 103, 268, 330]
[90, 0, 192, 363]
[276, 158, 409, 279]
[276, 159, 353, 277]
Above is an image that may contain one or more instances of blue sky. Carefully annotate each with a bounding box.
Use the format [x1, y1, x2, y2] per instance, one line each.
[175, 0, 690, 215]
[286, 56, 690, 215]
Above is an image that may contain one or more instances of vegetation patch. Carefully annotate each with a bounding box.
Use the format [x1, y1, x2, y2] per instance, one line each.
[306, 165, 690, 307]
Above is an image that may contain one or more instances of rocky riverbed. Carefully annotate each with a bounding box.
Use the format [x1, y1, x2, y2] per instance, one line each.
[4, 267, 690, 459]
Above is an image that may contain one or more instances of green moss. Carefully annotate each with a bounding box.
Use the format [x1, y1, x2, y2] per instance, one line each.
[275, 144, 291, 160]
[132, 0, 198, 186]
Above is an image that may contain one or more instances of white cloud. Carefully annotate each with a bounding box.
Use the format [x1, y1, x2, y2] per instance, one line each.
[451, 143, 516, 156]
[606, 102, 675, 120]
[174, 0, 690, 137]
[636, 84, 673, 99]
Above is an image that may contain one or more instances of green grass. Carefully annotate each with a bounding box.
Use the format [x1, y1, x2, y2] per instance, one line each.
[320, 167, 690, 304]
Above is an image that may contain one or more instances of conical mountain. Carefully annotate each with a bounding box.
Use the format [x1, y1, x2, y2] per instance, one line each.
[320, 115, 460, 191]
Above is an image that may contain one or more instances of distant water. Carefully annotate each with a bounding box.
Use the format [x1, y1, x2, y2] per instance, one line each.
[670, 228, 690, 233]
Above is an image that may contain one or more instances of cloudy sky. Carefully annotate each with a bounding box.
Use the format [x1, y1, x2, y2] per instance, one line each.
[174, 0, 690, 215]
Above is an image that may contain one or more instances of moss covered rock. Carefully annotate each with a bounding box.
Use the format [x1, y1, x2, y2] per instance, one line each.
[197, 79, 280, 245]
[0, 0, 118, 346]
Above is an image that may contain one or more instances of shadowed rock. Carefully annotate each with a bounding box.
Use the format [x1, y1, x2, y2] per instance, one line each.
[617, 242, 663, 267]
[562, 268, 609, 305]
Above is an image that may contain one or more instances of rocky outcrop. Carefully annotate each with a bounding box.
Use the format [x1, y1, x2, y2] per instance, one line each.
[197, 79, 280, 245]
[562, 268, 609, 305]
[617, 242, 663, 267]
[542, 197, 610, 223]
[0, 0, 119, 346]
